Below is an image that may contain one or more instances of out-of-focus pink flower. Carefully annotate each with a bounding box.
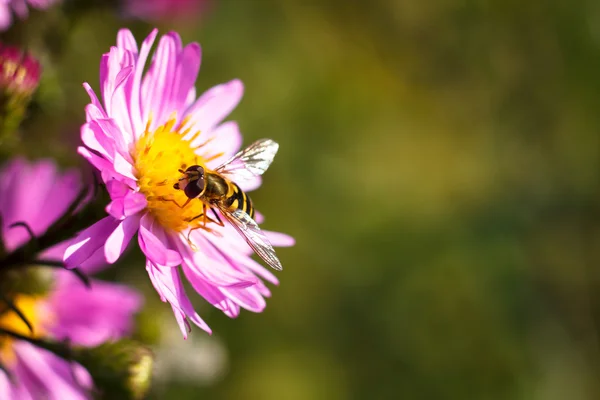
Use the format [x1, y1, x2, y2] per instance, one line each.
[123, 0, 209, 22]
[0, 158, 142, 399]
[65, 29, 294, 337]
[0, 0, 60, 31]
[0, 43, 40, 98]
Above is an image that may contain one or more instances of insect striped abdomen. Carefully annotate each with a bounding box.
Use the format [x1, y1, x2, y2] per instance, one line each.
[226, 183, 254, 219]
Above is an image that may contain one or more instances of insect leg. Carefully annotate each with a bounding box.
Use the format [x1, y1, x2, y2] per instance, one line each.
[157, 196, 191, 209]
[200, 204, 224, 227]
[210, 208, 225, 227]
[184, 203, 205, 223]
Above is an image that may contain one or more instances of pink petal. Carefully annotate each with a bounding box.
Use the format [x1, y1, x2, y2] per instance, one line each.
[113, 151, 136, 181]
[14, 342, 90, 399]
[130, 28, 158, 139]
[0, 6, 13, 31]
[181, 262, 229, 310]
[264, 230, 295, 247]
[172, 42, 201, 115]
[147, 261, 212, 336]
[94, 118, 131, 157]
[0, 371, 12, 399]
[106, 178, 130, 198]
[144, 32, 180, 124]
[138, 214, 182, 267]
[202, 121, 242, 169]
[184, 79, 244, 142]
[117, 28, 138, 54]
[64, 216, 119, 268]
[221, 286, 266, 313]
[78, 146, 114, 175]
[109, 64, 135, 137]
[82, 120, 115, 160]
[79, 246, 110, 274]
[177, 233, 258, 287]
[104, 214, 141, 263]
[106, 191, 146, 219]
[49, 274, 142, 345]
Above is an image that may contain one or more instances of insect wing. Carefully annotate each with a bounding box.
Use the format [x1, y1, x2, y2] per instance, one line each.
[216, 139, 279, 182]
[219, 207, 283, 271]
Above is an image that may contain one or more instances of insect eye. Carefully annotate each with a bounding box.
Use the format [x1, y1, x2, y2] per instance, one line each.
[185, 165, 204, 177]
[184, 175, 205, 199]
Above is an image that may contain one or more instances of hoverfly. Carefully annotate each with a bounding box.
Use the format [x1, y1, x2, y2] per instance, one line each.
[173, 139, 283, 271]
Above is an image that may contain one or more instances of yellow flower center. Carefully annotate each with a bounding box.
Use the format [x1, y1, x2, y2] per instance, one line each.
[133, 116, 221, 233]
[0, 295, 48, 365]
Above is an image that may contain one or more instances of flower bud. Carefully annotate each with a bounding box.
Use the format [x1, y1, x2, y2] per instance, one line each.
[0, 44, 41, 143]
[71, 340, 154, 400]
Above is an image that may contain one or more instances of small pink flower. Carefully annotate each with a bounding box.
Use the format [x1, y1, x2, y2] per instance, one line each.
[0, 158, 142, 399]
[0, 0, 60, 31]
[66, 29, 294, 337]
[123, 0, 209, 22]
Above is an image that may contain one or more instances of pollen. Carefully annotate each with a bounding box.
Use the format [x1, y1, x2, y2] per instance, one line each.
[133, 115, 211, 233]
[0, 295, 48, 365]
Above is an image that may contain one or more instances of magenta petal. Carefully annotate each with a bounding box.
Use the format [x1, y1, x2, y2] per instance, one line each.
[82, 121, 114, 160]
[78, 246, 109, 274]
[172, 42, 201, 112]
[106, 198, 125, 219]
[221, 286, 266, 313]
[176, 235, 258, 287]
[83, 83, 106, 115]
[147, 261, 212, 336]
[49, 274, 142, 346]
[202, 121, 242, 168]
[64, 216, 119, 268]
[117, 28, 138, 53]
[182, 261, 242, 317]
[226, 248, 280, 286]
[106, 191, 146, 219]
[169, 266, 212, 334]
[113, 151, 136, 181]
[14, 342, 90, 399]
[0, 6, 13, 32]
[123, 191, 147, 215]
[264, 231, 295, 247]
[138, 215, 182, 267]
[0, 371, 11, 399]
[78, 146, 114, 176]
[145, 32, 179, 124]
[104, 214, 141, 263]
[106, 178, 130, 198]
[131, 28, 158, 138]
[184, 79, 244, 138]
[94, 118, 130, 156]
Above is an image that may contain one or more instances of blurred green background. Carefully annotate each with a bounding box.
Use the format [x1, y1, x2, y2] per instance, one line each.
[3, 0, 600, 398]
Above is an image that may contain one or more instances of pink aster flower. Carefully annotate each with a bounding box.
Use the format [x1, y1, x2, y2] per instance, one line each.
[0, 0, 60, 31]
[0, 158, 142, 399]
[65, 29, 294, 337]
[123, 0, 210, 22]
